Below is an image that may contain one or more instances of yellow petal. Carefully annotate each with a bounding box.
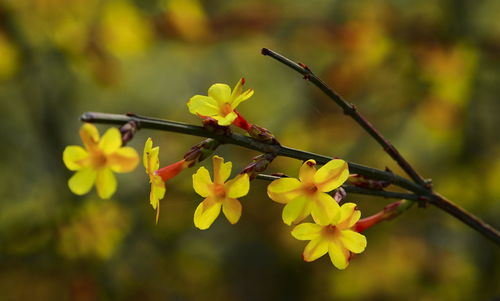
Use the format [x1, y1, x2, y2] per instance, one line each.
[267, 177, 302, 204]
[80, 123, 100, 151]
[230, 78, 244, 100]
[99, 127, 122, 154]
[68, 167, 97, 195]
[328, 242, 350, 270]
[95, 168, 117, 199]
[192, 166, 213, 197]
[150, 175, 166, 208]
[187, 95, 220, 116]
[222, 197, 242, 224]
[314, 159, 349, 192]
[302, 238, 329, 262]
[311, 192, 341, 226]
[143, 138, 153, 169]
[208, 83, 231, 102]
[336, 202, 361, 229]
[291, 223, 322, 240]
[340, 230, 367, 254]
[212, 155, 231, 184]
[109, 147, 139, 173]
[230, 88, 254, 109]
[213, 111, 238, 126]
[147, 146, 160, 173]
[299, 159, 316, 183]
[282, 195, 313, 226]
[193, 197, 222, 230]
[225, 173, 249, 198]
[63, 145, 89, 171]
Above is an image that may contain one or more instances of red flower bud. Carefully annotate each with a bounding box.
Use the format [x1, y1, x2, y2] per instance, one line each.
[156, 159, 188, 182]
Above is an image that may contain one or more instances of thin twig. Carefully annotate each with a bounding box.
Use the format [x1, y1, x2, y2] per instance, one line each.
[261, 48, 500, 245]
[261, 48, 430, 190]
[81, 112, 500, 245]
[81, 112, 423, 193]
[256, 174, 421, 201]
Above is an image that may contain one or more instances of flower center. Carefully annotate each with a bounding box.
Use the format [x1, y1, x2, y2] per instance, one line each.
[220, 103, 232, 116]
[90, 151, 107, 168]
[213, 184, 226, 198]
[303, 183, 318, 195]
[321, 225, 340, 240]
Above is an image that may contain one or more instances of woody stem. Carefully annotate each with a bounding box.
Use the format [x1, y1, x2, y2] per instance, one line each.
[261, 48, 429, 189]
[81, 112, 499, 245]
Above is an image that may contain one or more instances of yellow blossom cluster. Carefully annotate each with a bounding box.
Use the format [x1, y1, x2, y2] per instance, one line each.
[63, 79, 367, 269]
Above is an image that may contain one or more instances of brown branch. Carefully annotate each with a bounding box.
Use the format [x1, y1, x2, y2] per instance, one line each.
[261, 48, 430, 190]
[261, 48, 500, 245]
[256, 174, 421, 201]
[81, 112, 500, 245]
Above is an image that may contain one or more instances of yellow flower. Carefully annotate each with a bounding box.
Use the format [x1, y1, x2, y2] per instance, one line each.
[63, 123, 139, 199]
[143, 138, 166, 223]
[187, 78, 254, 126]
[291, 203, 367, 269]
[192, 155, 250, 230]
[267, 159, 349, 225]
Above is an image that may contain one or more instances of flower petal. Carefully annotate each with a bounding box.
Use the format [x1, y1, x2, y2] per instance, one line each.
[147, 146, 160, 172]
[187, 95, 220, 116]
[282, 195, 313, 226]
[150, 176, 166, 209]
[208, 83, 231, 102]
[229, 78, 244, 100]
[299, 159, 316, 183]
[143, 138, 153, 169]
[291, 223, 322, 240]
[230, 89, 254, 109]
[328, 242, 350, 270]
[63, 145, 89, 171]
[311, 193, 341, 226]
[194, 197, 222, 230]
[340, 230, 367, 254]
[150, 177, 165, 224]
[109, 147, 139, 173]
[302, 238, 329, 262]
[80, 123, 100, 151]
[314, 159, 349, 192]
[213, 111, 238, 126]
[222, 197, 242, 224]
[68, 168, 97, 195]
[337, 202, 361, 229]
[95, 168, 117, 199]
[192, 166, 213, 198]
[225, 173, 249, 198]
[267, 177, 302, 204]
[99, 127, 122, 154]
[212, 155, 232, 184]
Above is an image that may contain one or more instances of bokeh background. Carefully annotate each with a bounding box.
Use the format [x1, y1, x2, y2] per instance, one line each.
[1, 0, 499, 300]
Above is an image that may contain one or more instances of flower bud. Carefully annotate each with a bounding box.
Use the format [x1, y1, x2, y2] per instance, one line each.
[156, 159, 189, 182]
[241, 153, 277, 179]
[119, 120, 139, 145]
[348, 174, 391, 190]
[247, 124, 278, 144]
[354, 199, 413, 232]
[202, 117, 232, 136]
[183, 139, 221, 166]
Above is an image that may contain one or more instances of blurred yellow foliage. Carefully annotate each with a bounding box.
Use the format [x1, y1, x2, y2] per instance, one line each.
[163, 0, 211, 42]
[0, 33, 19, 79]
[58, 199, 130, 259]
[101, 0, 152, 58]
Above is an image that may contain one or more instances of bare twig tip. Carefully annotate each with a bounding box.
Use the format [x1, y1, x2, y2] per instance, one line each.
[80, 112, 92, 122]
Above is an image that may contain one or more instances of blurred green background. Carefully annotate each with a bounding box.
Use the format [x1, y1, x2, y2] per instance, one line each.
[1, 0, 499, 300]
